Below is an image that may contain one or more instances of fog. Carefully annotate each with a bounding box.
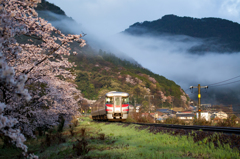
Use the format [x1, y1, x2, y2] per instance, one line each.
[41, 11, 240, 109]
[47, 0, 240, 38]
[105, 33, 240, 108]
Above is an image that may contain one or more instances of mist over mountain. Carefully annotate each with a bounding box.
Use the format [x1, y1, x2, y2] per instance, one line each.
[123, 14, 240, 54]
[35, 1, 240, 112]
[35, 1, 139, 65]
[118, 15, 240, 112]
[32, 1, 191, 108]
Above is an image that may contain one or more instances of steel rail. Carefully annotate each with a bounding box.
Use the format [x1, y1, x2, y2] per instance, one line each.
[123, 122, 240, 134]
[95, 120, 240, 134]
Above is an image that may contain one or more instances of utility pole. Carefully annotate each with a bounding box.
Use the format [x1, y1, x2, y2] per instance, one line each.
[190, 84, 208, 119]
[144, 95, 154, 114]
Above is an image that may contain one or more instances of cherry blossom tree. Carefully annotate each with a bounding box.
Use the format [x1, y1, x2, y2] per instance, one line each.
[0, 0, 86, 157]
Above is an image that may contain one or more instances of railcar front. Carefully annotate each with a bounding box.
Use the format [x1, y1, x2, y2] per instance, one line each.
[105, 91, 129, 121]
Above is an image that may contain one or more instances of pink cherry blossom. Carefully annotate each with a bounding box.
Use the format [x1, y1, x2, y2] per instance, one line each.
[0, 0, 86, 157]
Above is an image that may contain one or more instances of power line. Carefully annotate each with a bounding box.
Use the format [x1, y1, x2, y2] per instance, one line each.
[184, 88, 190, 92]
[184, 75, 240, 94]
[207, 75, 240, 86]
[209, 79, 240, 87]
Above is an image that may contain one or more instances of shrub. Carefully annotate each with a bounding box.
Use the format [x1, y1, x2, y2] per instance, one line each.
[71, 117, 79, 127]
[127, 112, 155, 123]
[125, 113, 137, 123]
[99, 133, 105, 140]
[164, 117, 186, 125]
[216, 115, 237, 127]
[72, 138, 90, 156]
[80, 128, 86, 137]
[193, 118, 212, 126]
[55, 132, 66, 144]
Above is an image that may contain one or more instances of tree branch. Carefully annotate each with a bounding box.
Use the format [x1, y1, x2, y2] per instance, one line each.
[22, 43, 63, 75]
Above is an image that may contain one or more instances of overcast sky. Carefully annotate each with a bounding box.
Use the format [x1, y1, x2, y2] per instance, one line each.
[47, 0, 240, 37]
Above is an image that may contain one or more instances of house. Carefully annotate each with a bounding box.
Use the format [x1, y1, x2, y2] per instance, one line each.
[156, 115, 169, 122]
[214, 111, 228, 119]
[156, 109, 176, 114]
[196, 112, 211, 121]
[153, 112, 165, 119]
[176, 112, 195, 120]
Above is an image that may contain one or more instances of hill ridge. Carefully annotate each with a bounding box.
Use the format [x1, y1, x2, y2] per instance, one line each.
[123, 14, 240, 53]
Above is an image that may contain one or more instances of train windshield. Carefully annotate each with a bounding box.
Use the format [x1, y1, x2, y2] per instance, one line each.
[122, 97, 129, 104]
[114, 97, 121, 106]
[106, 97, 113, 104]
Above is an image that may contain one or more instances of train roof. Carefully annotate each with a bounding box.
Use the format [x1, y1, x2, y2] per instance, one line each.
[105, 91, 129, 97]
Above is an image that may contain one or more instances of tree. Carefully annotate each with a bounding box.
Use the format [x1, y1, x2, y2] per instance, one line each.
[0, 0, 86, 157]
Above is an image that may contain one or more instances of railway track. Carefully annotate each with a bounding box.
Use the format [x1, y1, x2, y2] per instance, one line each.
[95, 119, 240, 134]
[124, 122, 240, 134]
[111, 121, 240, 134]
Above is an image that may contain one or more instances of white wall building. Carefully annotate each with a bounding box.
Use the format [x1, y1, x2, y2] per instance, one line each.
[215, 111, 228, 119]
[196, 112, 211, 121]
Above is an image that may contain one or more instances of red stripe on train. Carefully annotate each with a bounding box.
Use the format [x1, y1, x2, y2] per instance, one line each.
[123, 109, 129, 111]
[106, 109, 112, 111]
[106, 104, 113, 107]
[106, 104, 128, 107]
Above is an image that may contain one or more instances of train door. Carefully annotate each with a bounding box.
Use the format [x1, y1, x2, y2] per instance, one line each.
[113, 96, 122, 113]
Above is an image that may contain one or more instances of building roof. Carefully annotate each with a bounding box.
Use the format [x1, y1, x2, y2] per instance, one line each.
[176, 113, 195, 117]
[156, 109, 176, 114]
[179, 111, 192, 113]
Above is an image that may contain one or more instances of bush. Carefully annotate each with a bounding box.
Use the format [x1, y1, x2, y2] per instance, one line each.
[193, 118, 212, 126]
[125, 113, 137, 123]
[164, 117, 186, 125]
[127, 112, 155, 123]
[72, 138, 90, 156]
[216, 115, 238, 127]
[71, 117, 79, 127]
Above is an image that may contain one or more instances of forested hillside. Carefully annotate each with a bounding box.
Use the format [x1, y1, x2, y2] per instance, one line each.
[123, 14, 240, 53]
[68, 45, 189, 108]
[34, 1, 189, 109]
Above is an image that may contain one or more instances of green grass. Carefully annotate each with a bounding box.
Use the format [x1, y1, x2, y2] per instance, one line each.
[0, 117, 239, 159]
[86, 121, 239, 159]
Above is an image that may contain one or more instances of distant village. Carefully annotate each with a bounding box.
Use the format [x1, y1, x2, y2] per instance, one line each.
[82, 99, 240, 125]
[129, 103, 240, 124]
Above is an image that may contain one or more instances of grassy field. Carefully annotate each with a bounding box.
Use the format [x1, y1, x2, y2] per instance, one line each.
[0, 117, 240, 159]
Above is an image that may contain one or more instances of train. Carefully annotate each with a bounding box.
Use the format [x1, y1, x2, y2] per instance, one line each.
[91, 91, 129, 121]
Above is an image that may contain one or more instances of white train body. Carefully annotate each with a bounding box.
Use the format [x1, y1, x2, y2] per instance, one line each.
[91, 91, 129, 121]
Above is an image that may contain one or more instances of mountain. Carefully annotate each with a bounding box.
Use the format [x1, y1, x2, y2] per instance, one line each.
[35, 0, 66, 15]
[123, 14, 240, 53]
[31, 1, 190, 109]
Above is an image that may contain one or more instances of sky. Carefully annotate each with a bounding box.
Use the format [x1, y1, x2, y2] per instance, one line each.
[46, 0, 240, 106]
[47, 0, 240, 38]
